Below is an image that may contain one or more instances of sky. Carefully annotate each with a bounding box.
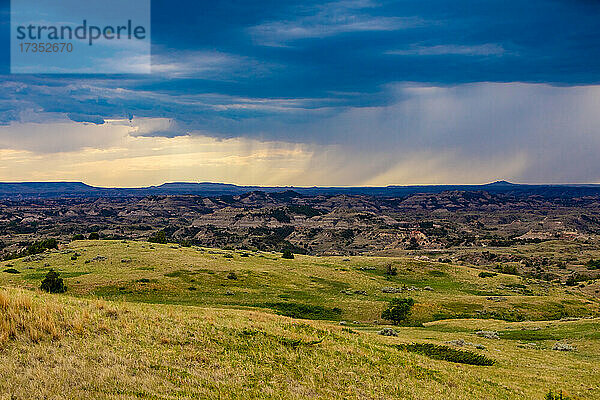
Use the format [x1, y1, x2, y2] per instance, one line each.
[0, 0, 599, 187]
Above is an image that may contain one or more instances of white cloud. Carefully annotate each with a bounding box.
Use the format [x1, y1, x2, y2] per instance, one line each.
[387, 43, 506, 56]
[249, 0, 423, 46]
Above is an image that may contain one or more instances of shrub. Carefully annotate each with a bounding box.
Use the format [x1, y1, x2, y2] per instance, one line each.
[267, 208, 291, 223]
[406, 237, 420, 250]
[179, 240, 192, 247]
[287, 205, 322, 218]
[478, 271, 497, 278]
[26, 239, 58, 256]
[397, 343, 495, 366]
[381, 298, 414, 325]
[264, 302, 342, 320]
[148, 231, 167, 244]
[3, 239, 60, 261]
[586, 259, 600, 270]
[40, 269, 66, 293]
[282, 249, 294, 259]
[3, 268, 20, 274]
[385, 263, 398, 276]
[545, 390, 572, 400]
[71, 234, 85, 241]
[88, 232, 100, 240]
[227, 271, 238, 280]
[498, 264, 518, 275]
[566, 273, 592, 286]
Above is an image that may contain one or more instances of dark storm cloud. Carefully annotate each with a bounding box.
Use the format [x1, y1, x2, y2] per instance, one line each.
[0, 0, 599, 183]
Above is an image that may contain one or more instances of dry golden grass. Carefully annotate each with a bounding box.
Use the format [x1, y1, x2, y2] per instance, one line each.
[0, 288, 63, 345]
[0, 287, 598, 399]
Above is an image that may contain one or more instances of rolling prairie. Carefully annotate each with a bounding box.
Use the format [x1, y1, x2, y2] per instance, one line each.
[1, 240, 599, 399]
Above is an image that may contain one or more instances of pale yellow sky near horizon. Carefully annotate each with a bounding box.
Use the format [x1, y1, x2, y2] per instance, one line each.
[0, 117, 533, 187]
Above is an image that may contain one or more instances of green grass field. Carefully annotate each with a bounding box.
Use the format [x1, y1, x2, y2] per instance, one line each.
[1, 240, 599, 399]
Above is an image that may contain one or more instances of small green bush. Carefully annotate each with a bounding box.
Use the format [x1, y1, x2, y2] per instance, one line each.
[227, 271, 238, 280]
[26, 239, 58, 256]
[478, 271, 497, 278]
[71, 234, 85, 241]
[381, 298, 414, 325]
[264, 302, 342, 320]
[397, 343, 495, 366]
[40, 269, 67, 293]
[3, 268, 20, 274]
[545, 390, 572, 400]
[586, 259, 600, 270]
[282, 250, 294, 259]
[148, 231, 167, 244]
[88, 232, 100, 240]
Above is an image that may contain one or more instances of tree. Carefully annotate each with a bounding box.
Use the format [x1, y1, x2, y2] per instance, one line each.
[25, 239, 58, 255]
[282, 249, 294, 259]
[40, 269, 66, 293]
[406, 237, 420, 250]
[88, 232, 100, 240]
[148, 230, 167, 244]
[72, 234, 85, 241]
[381, 298, 414, 325]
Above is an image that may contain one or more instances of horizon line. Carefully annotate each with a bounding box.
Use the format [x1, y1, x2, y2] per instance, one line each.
[1, 180, 600, 189]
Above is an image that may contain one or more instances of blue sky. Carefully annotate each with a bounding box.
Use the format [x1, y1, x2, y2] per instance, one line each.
[0, 0, 599, 186]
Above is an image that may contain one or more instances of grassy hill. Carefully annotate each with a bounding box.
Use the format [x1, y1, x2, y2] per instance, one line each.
[1, 240, 598, 323]
[1, 240, 599, 399]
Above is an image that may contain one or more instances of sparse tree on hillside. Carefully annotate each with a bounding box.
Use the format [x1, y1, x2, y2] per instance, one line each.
[148, 231, 167, 244]
[40, 269, 66, 293]
[381, 298, 414, 325]
[282, 249, 294, 259]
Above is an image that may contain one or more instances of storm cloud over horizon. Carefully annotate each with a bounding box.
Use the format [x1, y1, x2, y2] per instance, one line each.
[0, 0, 599, 186]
